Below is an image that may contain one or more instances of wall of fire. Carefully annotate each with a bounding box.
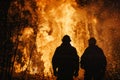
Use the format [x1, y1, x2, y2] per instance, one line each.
[0, 0, 120, 79]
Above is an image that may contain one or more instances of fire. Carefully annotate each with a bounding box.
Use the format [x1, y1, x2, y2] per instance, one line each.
[6, 0, 120, 79]
[14, 27, 37, 74]
[36, 0, 90, 76]
[12, 0, 100, 77]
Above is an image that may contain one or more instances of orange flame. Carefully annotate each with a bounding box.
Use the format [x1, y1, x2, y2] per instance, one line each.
[36, 0, 90, 76]
[13, 0, 100, 77]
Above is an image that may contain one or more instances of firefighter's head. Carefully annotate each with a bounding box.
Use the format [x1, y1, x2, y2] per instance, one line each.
[88, 37, 96, 45]
[62, 35, 71, 43]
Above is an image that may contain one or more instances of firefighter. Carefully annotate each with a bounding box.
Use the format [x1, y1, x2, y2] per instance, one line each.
[81, 37, 107, 80]
[52, 35, 79, 80]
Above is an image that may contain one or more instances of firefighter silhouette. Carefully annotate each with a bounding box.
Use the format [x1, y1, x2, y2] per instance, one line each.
[52, 35, 79, 80]
[81, 37, 107, 80]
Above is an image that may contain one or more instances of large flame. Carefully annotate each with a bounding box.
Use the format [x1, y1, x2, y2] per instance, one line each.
[9, 0, 120, 79]
[12, 0, 97, 76]
[36, 0, 92, 76]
